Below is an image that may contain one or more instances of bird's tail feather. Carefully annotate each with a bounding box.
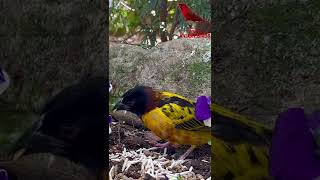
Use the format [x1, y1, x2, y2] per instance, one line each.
[211, 103, 272, 145]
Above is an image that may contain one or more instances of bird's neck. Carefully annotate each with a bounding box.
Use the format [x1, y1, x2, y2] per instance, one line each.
[144, 91, 162, 113]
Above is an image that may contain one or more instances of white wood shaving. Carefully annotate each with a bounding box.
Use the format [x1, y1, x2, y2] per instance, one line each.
[122, 158, 128, 172]
[109, 146, 211, 179]
[109, 165, 115, 180]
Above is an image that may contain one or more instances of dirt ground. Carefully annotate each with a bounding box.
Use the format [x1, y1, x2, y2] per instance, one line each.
[108, 116, 211, 180]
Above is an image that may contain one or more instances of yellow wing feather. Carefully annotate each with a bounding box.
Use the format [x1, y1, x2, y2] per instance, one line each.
[211, 103, 272, 145]
[141, 91, 211, 146]
[211, 103, 272, 179]
[158, 91, 208, 131]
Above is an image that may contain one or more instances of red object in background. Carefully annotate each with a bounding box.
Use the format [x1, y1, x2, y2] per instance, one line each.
[178, 3, 208, 22]
[178, 3, 212, 36]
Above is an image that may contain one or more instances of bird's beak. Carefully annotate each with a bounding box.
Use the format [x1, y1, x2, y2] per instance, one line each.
[112, 99, 129, 112]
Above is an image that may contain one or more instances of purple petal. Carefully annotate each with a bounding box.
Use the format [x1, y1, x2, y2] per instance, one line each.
[108, 115, 112, 124]
[0, 169, 9, 180]
[195, 96, 211, 121]
[207, 97, 211, 105]
[270, 108, 320, 179]
[308, 111, 320, 133]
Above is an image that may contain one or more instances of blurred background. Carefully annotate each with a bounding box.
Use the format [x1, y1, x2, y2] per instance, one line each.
[109, 0, 211, 47]
[0, 0, 107, 154]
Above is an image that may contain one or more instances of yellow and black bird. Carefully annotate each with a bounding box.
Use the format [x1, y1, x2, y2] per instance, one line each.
[113, 86, 273, 179]
[114, 86, 211, 160]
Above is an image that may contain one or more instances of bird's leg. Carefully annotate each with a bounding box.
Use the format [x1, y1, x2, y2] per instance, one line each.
[154, 142, 171, 148]
[178, 145, 197, 160]
[145, 132, 178, 148]
[149, 141, 179, 149]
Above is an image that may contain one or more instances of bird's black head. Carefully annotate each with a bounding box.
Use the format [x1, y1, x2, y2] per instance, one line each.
[113, 86, 156, 116]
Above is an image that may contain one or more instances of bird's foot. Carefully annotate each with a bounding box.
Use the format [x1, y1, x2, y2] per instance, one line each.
[148, 141, 178, 149]
[178, 145, 196, 160]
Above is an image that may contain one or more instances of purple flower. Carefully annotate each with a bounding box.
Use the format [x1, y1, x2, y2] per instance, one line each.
[270, 108, 320, 180]
[108, 115, 112, 134]
[108, 115, 112, 124]
[308, 111, 320, 155]
[308, 111, 320, 133]
[108, 83, 112, 133]
[0, 169, 9, 180]
[195, 96, 211, 121]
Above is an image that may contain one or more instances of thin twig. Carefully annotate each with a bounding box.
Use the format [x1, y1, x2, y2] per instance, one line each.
[159, 0, 168, 42]
[169, 6, 180, 40]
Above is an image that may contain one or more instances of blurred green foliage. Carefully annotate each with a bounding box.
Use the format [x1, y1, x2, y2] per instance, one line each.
[109, 0, 211, 47]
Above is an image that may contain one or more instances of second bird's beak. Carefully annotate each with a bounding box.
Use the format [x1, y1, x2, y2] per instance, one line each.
[112, 99, 129, 112]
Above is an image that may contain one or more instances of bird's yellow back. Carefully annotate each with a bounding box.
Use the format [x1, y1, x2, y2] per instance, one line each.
[141, 91, 211, 146]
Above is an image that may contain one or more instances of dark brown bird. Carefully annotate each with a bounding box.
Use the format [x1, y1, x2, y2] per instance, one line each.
[0, 153, 97, 180]
[4, 77, 107, 180]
